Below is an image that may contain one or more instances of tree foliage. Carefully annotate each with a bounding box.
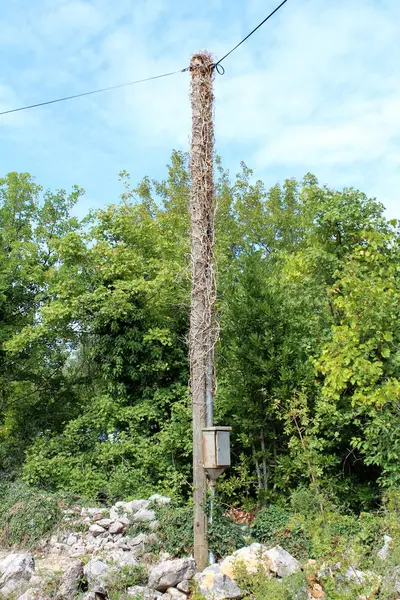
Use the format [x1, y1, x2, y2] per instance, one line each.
[0, 153, 398, 508]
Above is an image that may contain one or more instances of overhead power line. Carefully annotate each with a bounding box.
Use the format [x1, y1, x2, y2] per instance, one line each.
[214, 0, 288, 68]
[0, 68, 188, 116]
[0, 0, 289, 116]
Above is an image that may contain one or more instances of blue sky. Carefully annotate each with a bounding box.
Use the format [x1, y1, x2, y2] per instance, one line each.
[1, 0, 399, 219]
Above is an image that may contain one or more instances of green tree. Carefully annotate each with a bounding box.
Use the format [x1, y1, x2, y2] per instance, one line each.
[0, 172, 83, 474]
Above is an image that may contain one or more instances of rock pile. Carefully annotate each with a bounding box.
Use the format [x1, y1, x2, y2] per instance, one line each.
[195, 543, 300, 600]
[0, 494, 398, 600]
[48, 494, 170, 563]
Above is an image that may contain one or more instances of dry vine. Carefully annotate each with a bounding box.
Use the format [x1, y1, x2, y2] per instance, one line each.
[189, 51, 217, 570]
[189, 51, 218, 421]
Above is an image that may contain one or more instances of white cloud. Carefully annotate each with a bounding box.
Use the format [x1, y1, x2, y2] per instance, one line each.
[0, 0, 399, 218]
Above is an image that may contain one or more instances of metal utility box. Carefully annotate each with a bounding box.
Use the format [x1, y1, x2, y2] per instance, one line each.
[202, 426, 231, 480]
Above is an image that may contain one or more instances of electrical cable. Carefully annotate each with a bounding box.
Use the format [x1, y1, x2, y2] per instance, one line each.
[0, 67, 189, 116]
[0, 0, 289, 115]
[214, 0, 288, 68]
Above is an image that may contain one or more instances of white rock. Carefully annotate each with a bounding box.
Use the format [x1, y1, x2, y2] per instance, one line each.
[195, 564, 242, 600]
[16, 590, 38, 600]
[148, 558, 196, 591]
[344, 567, 368, 584]
[128, 585, 163, 599]
[383, 566, 400, 594]
[89, 524, 106, 537]
[117, 534, 148, 548]
[377, 535, 392, 561]
[66, 533, 78, 546]
[109, 520, 125, 534]
[126, 499, 151, 512]
[81, 507, 104, 517]
[0, 553, 35, 597]
[264, 546, 300, 577]
[83, 558, 117, 594]
[105, 549, 140, 567]
[220, 543, 269, 578]
[115, 499, 150, 514]
[177, 580, 190, 593]
[166, 587, 187, 600]
[96, 518, 114, 529]
[109, 507, 122, 521]
[133, 509, 157, 522]
[55, 559, 83, 599]
[149, 494, 171, 504]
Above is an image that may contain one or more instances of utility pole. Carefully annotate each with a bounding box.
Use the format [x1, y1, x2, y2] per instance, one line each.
[189, 51, 215, 572]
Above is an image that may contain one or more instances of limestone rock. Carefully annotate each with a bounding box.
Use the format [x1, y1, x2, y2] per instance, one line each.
[116, 533, 148, 549]
[55, 559, 83, 599]
[16, 591, 39, 600]
[166, 586, 188, 600]
[89, 524, 106, 537]
[148, 558, 196, 591]
[109, 520, 125, 534]
[383, 566, 400, 595]
[133, 508, 157, 523]
[115, 499, 150, 514]
[149, 494, 171, 505]
[264, 546, 300, 577]
[0, 553, 35, 598]
[84, 558, 117, 594]
[177, 579, 190, 593]
[104, 549, 140, 567]
[220, 543, 299, 580]
[66, 533, 78, 546]
[219, 543, 267, 579]
[196, 544, 300, 600]
[109, 507, 121, 521]
[195, 563, 242, 600]
[96, 518, 114, 529]
[377, 535, 392, 561]
[127, 585, 163, 599]
[344, 567, 367, 584]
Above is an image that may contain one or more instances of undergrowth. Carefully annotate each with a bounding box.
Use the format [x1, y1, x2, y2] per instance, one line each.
[0, 481, 63, 548]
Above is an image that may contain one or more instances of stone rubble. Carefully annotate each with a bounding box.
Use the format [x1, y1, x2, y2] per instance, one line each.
[148, 558, 196, 591]
[0, 498, 396, 600]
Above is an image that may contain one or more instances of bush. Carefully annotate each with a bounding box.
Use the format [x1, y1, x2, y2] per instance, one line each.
[233, 560, 307, 600]
[151, 499, 245, 559]
[153, 503, 194, 557]
[251, 505, 290, 544]
[208, 501, 246, 559]
[251, 504, 311, 559]
[107, 564, 147, 600]
[0, 480, 62, 548]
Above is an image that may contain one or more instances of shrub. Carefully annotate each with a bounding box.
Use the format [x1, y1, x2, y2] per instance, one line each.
[251, 504, 311, 559]
[153, 503, 194, 557]
[0, 480, 62, 548]
[233, 559, 307, 600]
[251, 505, 290, 544]
[107, 564, 148, 599]
[207, 501, 246, 559]
[151, 499, 245, 559]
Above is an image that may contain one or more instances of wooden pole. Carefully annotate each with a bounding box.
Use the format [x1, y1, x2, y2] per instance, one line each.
[189, 51, 215, 572]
